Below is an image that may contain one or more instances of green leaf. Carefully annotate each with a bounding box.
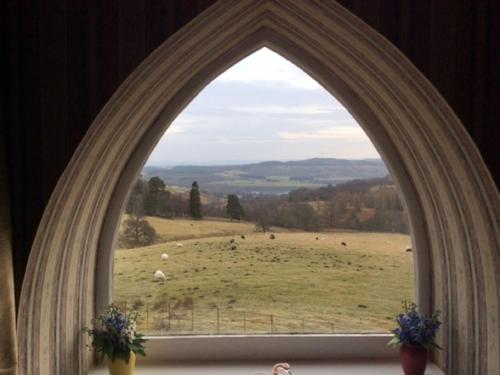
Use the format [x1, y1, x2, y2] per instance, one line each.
[387, 337, 400, 347]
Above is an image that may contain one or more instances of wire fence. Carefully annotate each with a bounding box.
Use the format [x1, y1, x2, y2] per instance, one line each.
[115, 301, 335, 335]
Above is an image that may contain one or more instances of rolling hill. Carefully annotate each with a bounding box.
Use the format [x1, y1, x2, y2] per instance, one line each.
[144, 158, 388, 194]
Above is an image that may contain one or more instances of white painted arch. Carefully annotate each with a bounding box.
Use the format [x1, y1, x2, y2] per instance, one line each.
[17, 1, 500, 374]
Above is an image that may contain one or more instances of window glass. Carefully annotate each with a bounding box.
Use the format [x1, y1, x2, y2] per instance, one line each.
[113, 48, 414, 335]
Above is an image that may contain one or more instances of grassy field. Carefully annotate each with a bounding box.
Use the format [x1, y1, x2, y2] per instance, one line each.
[207, 176, 321, 189]
[145, 216, 260, 242]
[113, 218, 413, 335]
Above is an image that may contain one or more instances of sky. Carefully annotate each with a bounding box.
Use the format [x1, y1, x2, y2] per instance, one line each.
[146, 47, 380, 166]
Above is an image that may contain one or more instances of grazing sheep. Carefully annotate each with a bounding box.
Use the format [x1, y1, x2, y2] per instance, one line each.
[154, 270, 166, 281]
[161, 253, 169, 260]
[270, 234, 276, 240]
[241, 235, 246, 239]
[341, 241, 347, 246]
[406, 246, 412, 252]
[176, 243, 183, 248]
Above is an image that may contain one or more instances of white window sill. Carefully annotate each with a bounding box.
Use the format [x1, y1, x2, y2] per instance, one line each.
[89, 360, 445, 374]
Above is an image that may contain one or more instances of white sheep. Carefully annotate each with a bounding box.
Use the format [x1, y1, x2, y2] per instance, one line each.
[154, 270, 167, 281]
[161, 253, 169, 260]
[176, 243, 184, 248]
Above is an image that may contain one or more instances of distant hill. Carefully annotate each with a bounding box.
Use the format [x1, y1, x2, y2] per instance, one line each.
[143, 158, 388, 194]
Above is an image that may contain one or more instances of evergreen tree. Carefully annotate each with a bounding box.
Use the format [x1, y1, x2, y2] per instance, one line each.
[226, 194, 245, 220]
[189, 181, 203, 219]
[143, 176, 172, 217]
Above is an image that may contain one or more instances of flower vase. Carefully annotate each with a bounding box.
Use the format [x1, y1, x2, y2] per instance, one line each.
[107, 352, 136, 375]
[399, 345, 428, 375]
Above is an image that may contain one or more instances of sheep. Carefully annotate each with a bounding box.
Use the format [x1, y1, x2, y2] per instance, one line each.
[161, 253, 169, 260]
[229, 238, 235, 244]
[154, 270, 167, 281]
[315, 237, 319, 240]
[341, 241, 347, 246]
[230, 245, 237, 251]
[176, 243, 183, 248]
[241, 235, 246, 239]
[270, 234, 276, 240]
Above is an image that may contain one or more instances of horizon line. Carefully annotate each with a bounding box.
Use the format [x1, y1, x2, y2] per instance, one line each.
[145, 156, 384, 168]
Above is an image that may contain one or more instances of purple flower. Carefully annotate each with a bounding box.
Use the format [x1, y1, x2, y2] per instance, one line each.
[389, 302, 441, 349]
[83, 304, 147, 363]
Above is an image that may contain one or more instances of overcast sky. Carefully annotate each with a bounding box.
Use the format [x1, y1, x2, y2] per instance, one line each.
[146, 47, 380, 166]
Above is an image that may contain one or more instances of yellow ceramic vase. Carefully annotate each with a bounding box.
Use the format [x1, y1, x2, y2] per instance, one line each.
[107, 352, 136, 375]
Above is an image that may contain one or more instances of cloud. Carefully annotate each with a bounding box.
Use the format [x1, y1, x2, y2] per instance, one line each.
[278, 127, 368, 141]
[146, 47, 382, 166]
[163, 125, 185, 134]
[217, 47, 323, 90]
[226, 105, 341, 115]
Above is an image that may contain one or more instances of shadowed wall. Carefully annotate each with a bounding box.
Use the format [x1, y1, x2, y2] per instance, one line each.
[2, 0, 499, 302]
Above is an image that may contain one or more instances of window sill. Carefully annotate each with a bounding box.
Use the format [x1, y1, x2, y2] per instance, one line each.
[125, 334, 400, 361]
[89, 359, 445, 374]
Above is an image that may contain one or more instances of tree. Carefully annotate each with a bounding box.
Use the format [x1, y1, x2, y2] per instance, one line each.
[120, 199, 157, 248]
[170, 193, 189, 216]
[321, 199, 337, 228]
[255, 212, 271, 232]
[125, 178, 145, 215]
[249, 198, 276, 232]
[143, 176, 172, 217]
[226, 194, 245, 220]
[120, 214, 157, 248]
[189, 181, 203, 219]
[277, 202, 322, 231]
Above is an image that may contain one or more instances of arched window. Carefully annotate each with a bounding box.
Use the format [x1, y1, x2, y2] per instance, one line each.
[17, 2, 499, 374]
[108, 47, 416, 360]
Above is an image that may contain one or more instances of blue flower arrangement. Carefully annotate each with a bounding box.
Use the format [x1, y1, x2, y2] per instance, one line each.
[388, 301, 442, 349]
[84, 304, 147, 363]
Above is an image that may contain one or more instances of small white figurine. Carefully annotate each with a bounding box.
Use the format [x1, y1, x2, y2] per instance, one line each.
[254, 363, 292, 375]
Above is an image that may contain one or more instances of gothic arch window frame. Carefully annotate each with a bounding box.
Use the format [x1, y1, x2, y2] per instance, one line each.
[17, 1, 500, 374]
[96, 40, 423, 365]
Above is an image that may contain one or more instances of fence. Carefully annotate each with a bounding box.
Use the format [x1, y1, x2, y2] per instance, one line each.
[115, 301, 335, 335]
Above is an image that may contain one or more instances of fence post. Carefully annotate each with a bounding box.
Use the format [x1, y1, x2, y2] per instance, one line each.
[168, 302, 171, 331]
[243, 311, 246, 333]
[302, 319, 305, 333]
[270, 314, 274, 333]
[146, 304, 149, 332]
[216, 307, 220, 333]
[191, 304, 195, 331]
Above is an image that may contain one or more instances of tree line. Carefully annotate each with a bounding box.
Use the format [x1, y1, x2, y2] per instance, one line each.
[120, 175, 409, 248]
[120, 177, 245, 248]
